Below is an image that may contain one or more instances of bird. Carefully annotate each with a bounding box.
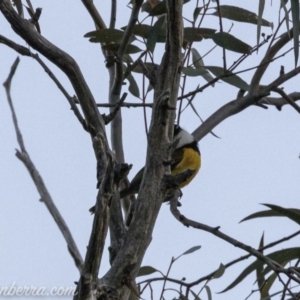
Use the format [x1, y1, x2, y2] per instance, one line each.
[120, 124, 201, 199]
[89, 125, 201, 214]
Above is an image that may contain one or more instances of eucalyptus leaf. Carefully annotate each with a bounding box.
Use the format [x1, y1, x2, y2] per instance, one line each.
[181, 245, 201, 256]
[205, 66, 250, 91]
[256, 233, 267, 299]
[263, 203, 300, 225]
[129, 24, 166, 42]
[212, 32, 252, 54]
[240, 205, 300, 224]
[213, 263, 225, 279]
[212, 5, 273, 27]
[257, 0, 265, 48]
[127, 73, 140, 98]
[147, 16, 166, 52]
[84, 29, 135, 44]
[191, 48, 215, 83]
[193, 7, 202, 22]
[291, 0, 299, 66]
[102, 44, 142, 54]
[184, 28, 216, 42]
[204, 286, 212, 300]
[182, 67, 208, 77]
[137, 266, 158, 277]
[221, 247, 300, 293]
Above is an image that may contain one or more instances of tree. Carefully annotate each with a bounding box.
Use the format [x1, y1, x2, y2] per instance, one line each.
[1, 0, 300, 299]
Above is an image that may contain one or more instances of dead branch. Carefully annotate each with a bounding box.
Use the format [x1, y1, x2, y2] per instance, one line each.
[3, 57, 83, 272]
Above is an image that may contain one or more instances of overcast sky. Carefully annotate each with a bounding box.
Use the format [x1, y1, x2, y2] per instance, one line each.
[0, 1, 300, 299]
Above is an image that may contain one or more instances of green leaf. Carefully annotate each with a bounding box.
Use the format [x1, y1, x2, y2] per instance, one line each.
[147, 16, 166, 53]
[241, 209, 292, 222]
[205, 66, 250, 91]
[213, 263, 225, 279]
[191, 48, 215, 83]
[137, 266, 158, 277]
[84, 29, 135, 44]
[184, 28, 216, 42]
[291, 0, 299, 66]
[178, 293, 189, 300]
[129, 24, 167, 42]
[182, 67, 208, 77]
[256, 233, 268, 300]
[281, 0, 290, 34]
[257, 0, 265, 48]
[127, 73, 140, 98]
[263, 248, 300, 275]
[193, 7, 202, 22]
[260, 262, 288, 298]
[181, 245, 201, 256]
[123, 54, 133, 64]
[212, 5, 273, 27]
[132, 62, 159, 74]
[212, 32, 252, 54]
[141, 1, 153, 13]
[263, 204, 300, 225]
[102, 44, 142, 54]
[204, 286, 212, 300]
[240, 206, 300, 223]
[149, 1, 167, 16]
[131, 25, 215, 44]
[220, 247, 300, 293]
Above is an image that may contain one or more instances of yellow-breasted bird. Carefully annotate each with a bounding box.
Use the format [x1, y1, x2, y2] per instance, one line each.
[120, 124, 201, 198]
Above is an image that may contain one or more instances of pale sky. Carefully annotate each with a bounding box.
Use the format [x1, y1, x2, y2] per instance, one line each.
[0, 1, 300, 299]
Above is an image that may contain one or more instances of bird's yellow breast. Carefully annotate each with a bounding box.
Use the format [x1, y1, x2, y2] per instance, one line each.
[171, 147, 201, 188]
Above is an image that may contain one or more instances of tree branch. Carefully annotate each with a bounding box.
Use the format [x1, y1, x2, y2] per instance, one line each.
[250, 27, 294, 93]
[96, 102, 153, 108]
[272, 87, 300, 114]
[137, 229, 300, 290]
[169, 192, 300, 285]
[3, 57, 83, 272]
[0, 1, 107, 145]
[259, 92, 300, 110]
[102, 93, 128, 125]
[81, 0, 107, 30]
[98, 0, 184, 297]
[193, 92, 269, 142]
[0, 35, 86, 128]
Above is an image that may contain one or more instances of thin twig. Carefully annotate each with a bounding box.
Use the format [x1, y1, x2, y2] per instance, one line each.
[3, 57, 83, 272]
[169, 190, 300, 285]
[102, 93, 128, 124]
[272, 87, 300, 114]
[31, 53, 87, 129]
[216, 0, 226, 71]
[109, 0, 116, 29]
[159, 257, 175, 300]
[0, 35, 87, 129]
[138, 229, 300, 291]
[281, 259, 300, 300]
[97, 102, 153, 108]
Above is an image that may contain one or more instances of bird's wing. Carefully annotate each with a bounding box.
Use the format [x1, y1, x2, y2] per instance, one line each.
[171, 148, 183, 171]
